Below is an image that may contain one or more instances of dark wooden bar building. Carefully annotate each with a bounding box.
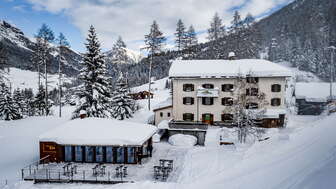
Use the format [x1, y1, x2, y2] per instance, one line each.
[39, 118, 157, 164]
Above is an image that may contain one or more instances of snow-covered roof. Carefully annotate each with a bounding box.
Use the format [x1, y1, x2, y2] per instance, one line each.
[39, 118, 157, 146]
[153, 97, 172, 111]
[169, 59, 292, 78]
[296, 82, 336, 102]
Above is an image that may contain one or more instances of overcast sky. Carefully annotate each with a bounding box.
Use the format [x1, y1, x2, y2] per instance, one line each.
[1, 0, 293, 52]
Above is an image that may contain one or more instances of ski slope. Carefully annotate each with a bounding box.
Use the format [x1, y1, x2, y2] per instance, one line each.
[1, 77, 336, 189]
[6, 68, 73, 93]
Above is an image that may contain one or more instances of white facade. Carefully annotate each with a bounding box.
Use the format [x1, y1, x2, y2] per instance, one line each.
[171, 77, 287, 122]
[167, 59, 292, 126]
[154, 106, 172, 126]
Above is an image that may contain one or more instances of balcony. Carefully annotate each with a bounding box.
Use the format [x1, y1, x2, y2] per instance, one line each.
[196, 88, 219, 97]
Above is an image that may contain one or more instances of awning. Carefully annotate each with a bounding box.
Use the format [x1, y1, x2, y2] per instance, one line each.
[197, 88, 219, 97]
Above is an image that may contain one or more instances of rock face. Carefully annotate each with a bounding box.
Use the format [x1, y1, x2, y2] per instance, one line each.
[0, 20, 81, 77]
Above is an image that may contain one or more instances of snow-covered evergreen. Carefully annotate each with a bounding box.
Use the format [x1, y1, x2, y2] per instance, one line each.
[110, 36, 128, 64]
[144, 20, 166, 54]
[111, 72, 136, 120]
[175, 19, 186, 51]
[72, 25, 112, 119]
[207, 12, 225, 41]
[0, 84, 22, 120]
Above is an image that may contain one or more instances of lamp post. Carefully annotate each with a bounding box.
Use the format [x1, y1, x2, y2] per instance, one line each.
[327, 46, 336, 101]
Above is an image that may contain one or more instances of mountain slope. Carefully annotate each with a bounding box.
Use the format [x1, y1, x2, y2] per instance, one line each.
[0, 21, 81, 77]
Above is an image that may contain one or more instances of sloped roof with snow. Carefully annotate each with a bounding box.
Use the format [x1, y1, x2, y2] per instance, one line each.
[153, 97, 172, 111]
[39, 118, 157, 146]
[296, 82, 336, 102]
[169, 59, 292, 78]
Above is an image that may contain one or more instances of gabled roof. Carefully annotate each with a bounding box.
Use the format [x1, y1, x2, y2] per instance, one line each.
[169, 59, 292, 78]
[153, 97, 172, 111]
[39, 118, 157, 146]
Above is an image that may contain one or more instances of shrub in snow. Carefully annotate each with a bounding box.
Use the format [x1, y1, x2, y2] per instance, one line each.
[168, 134, 197, 147]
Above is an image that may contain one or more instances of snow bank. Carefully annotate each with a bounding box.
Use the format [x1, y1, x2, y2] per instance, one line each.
[168, 134, 197, 147]
[7, 68, 73, 93]
[169, 59, 293, 78]
[39, 118, 157, 146]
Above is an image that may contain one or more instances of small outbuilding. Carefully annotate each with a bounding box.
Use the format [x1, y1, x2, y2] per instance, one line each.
[295, 82, 336, 115]
[39, 118, 157, 164]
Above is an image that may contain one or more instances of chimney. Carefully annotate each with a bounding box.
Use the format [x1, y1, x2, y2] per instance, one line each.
[79, 110, 87, 119]
[228, 52, 236, 60]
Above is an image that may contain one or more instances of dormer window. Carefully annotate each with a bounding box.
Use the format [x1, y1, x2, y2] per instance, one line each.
[183, 84, 194, 92]
[202, 84, 214, 89]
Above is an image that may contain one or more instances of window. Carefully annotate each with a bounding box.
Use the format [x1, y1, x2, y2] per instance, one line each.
[75, 146, 83, 162]
[222, 97, 233, 106]
[202, 84, 214, 89]
[221, 114, 233, 122]
[167, 112, 171, 117]
[64, 146, 73, 162]
[96, 146, 103, 162]
[202, 97, 214, 105]
[106, 147, 114, 163]
[246, 103, 258, 109]
[183, 84, 194, 92]
[271, 84, 281, 92]
[85, 146, 94, 162]
[222, 84, 234, 92]
[246, 88, 258, 96]
[160, 112, 163, 117]
[127, 147, 135, 163]
[271, 98, 281, 106]
[183, 97, 194, 105]
[247, 77, 259, 83]
[116, 147, 125, 163]
[183, 113, 194, 121]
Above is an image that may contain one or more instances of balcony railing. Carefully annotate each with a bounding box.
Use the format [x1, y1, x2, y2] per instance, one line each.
[168, 121, 208, 130]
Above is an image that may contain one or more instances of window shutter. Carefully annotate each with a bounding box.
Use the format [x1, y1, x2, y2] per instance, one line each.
[210, 98, 214, 105]
[191, 98, 194, 105]
[183, 97, 186, 104]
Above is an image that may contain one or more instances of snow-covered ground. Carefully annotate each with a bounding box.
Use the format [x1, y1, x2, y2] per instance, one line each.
[1, 77, 336, 189]
[6, 68, 73, 93]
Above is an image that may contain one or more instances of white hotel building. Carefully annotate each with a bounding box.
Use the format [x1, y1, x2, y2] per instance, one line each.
[153, 58, 292, 144]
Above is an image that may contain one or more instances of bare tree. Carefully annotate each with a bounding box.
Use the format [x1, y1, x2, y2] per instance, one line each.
[224, 72, 268, 143]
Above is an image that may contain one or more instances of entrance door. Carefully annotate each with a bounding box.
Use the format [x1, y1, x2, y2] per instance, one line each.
[202, 114, 214, 125]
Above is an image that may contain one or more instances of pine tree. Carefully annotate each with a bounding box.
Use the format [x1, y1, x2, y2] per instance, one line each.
[144, 20, 166, 55]
[0, 84, 22, 120]
[72, 25, 112, 119]
[230, 10, 243, 33]
[111, 72, 135, 120]
[111, 36, 128, 64]
[13, 88, 25, 116]
[175, 19, 186, 51]
[185, 25, 198, 58]
[0, 43, 9, 84]
[207, 12, 225, 41]
[35, 23, 55, 116]
[33, 85, 49, 116]
[56, 32, 70, 117]
[244, 13, 255, 27]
